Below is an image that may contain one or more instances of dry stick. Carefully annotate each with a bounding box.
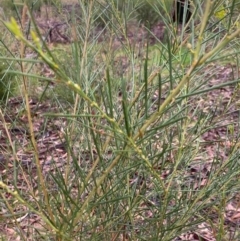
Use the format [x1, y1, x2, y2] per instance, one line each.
[19, 4, 54, 224]
[0, 110, 19, 162]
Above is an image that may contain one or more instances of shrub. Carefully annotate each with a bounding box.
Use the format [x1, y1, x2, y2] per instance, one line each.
[1, 0, 240, 240]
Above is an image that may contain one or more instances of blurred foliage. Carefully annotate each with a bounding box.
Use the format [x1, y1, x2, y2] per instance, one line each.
[91, 0, 174, 28]
[0, 0, 61, 17]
